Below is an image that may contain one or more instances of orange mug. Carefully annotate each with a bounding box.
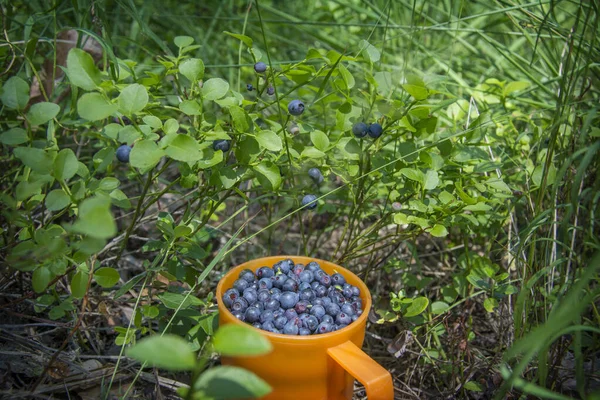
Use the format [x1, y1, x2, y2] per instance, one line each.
[216, 256, 394, 400]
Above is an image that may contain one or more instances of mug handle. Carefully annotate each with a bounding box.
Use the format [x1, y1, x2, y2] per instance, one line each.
[327, 340, 394, 400]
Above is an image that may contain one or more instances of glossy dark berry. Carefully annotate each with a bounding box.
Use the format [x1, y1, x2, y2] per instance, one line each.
[213, 139, 231, 152]
[317, 273, 331, 287]
[320, 314, 334, 325]
[284, 308, 298, 320]
[280, 291, 299, 309]
[281, 279, 298, 292]
[301, 194, 318, 210]
[317, 321, 333, 334]
[256, 266, 275, 279]
[232, 311, 245, 321]
[222, 288, 240, 308]
[116, 144, 132, 163]
[308, 168, 324, 184]
[258, 277, 273, 290]
[257, 289, 271, 303]
[260, 310, 274, 324]
[272, 274, 289, 289]
[331, 273, 346, 286]
[326, 303, 341, 317]
[239, 269, 255, 283]
[299, 288, 315, 302]
[306, 262, 321, 272]
[266, 86, 275, 95]
[247, 83, 254, 91]
[273, 259, 293, 274]
[341, 303, 355, 316]
[310, 304, 326, 319]
[274, 316, 287, 330]
[294, 300, 309, 314]
[245, 307, 261, 323]
[231, 297, 249, 313]
[299, 270, 314, 283]
[368, 123, 383, 138]
[336, 312, 352, 325]
[233, 279, 249, 293]
[352, 122, 368, 138]
[283, 320, 299, 335]
[305, 315, 319, 331]
[265, 299, 280, 311]
[292, 264, 305, 276]
[288, 100, 305, 116]
[242, 288, 258, 304]
[299, 328, 311, 335]
[254, 62, 267, 73]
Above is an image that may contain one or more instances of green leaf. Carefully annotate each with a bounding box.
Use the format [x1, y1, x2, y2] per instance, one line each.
[338, 63, 355, 89]
[224, 31, 253, 47]
[202, 78, 229, 101]
[127, 334, 196, 371]
[66, 48, 102, 90]
[483, 297, 499, 313]
[174, 36, 194, 48]
[110, 189, 132, 209]
[71, 270, 89, 298]
[77, 92, 118, 121]
[485, 178, 511, 193]
[32, 266, 52, 293]
[254, 162, 281, 190]
[0, 76, 30, 110]
[310, 130, 330, 151]
[118, 84, 148, 116]
[503, 81, 530, 96]
[404, 297, 429, 317]
[16, 180, 43, 201]
[400, 168, 424, 184]
[532, 164, 556, 187]
[130, 140, 164, 172]
[431, 301, 449, 315]
[179, 58, 204, 82]
[118, 125, 140, 145]
[464, 381, 483, 392]
[256, 130, 282, 151]
[179, 100, 201, 115]
[359, 39, 380, 63]
[429, 224, 448, 237]
[301, 147, 326, 159]
[197, 148, 223, 169]
[229, 106, 250, 133]
[374, 71, 392, 95]
[213, 324, 272, 356]
[26, 102, 60, 126]
[99, 177, 120, 191]
[165, 135, 202, 163]
[194, 366, 271, 399]
[163, 118, 179, 135]
[1, 128, 28, 145]
[94, 267, 120, 288]
[71, 196, 117, 239]
[215, 167, 242, 189]
[157, 292, 204, 309]
[14, 147, 56, 174]
[143, 115, 162, 129]
[45, 189, 70, 211]
[54, 148, 79, 181]
[423, 170, 439, 190]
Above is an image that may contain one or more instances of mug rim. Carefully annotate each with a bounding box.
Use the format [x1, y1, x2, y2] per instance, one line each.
[216, 255, 372, 342]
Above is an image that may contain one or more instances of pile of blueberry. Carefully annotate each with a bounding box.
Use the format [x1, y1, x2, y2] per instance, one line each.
[222, 259, 363, 335]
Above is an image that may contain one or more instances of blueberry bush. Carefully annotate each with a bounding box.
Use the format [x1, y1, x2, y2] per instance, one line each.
[1, 0, 599, 399]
